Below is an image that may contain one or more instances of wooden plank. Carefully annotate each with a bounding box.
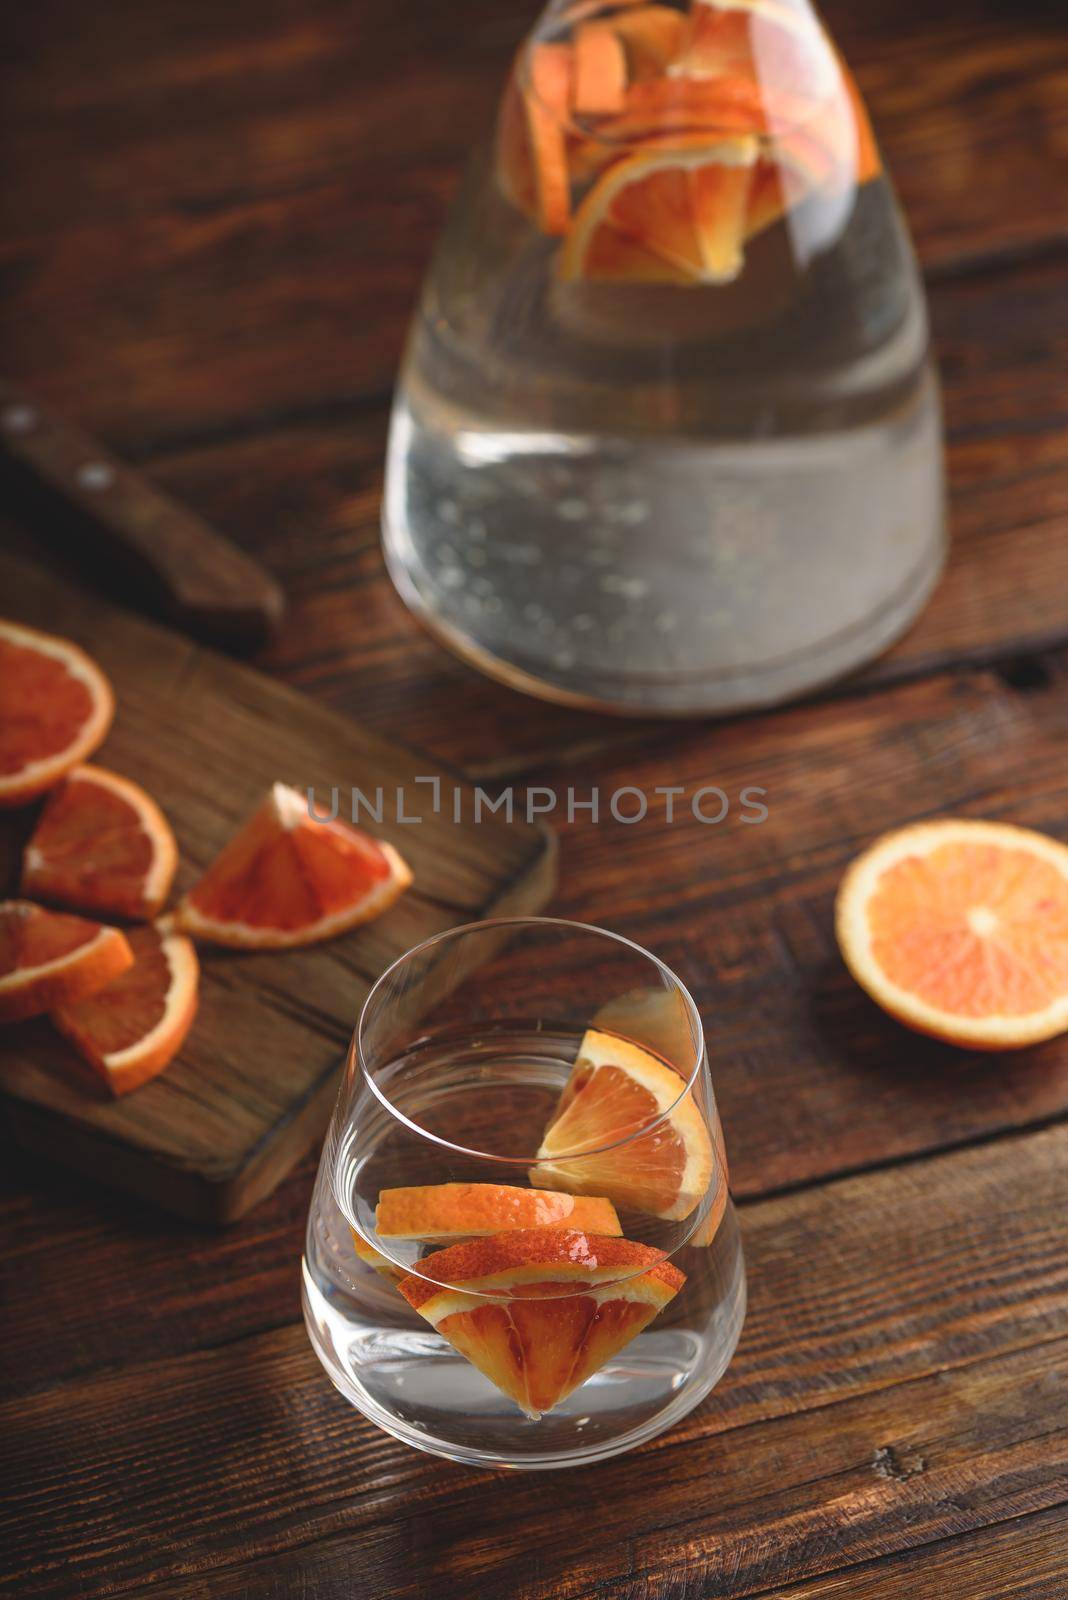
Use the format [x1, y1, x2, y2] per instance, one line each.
[756, 1505, 1068, 1600]
[0, 1, 1064, 449]
[4, 1290, 1066, 1598]
[0, 553, 555, 1221]
[97, 1505, 1068, 1600]
[2, 1121, 1067, 1594]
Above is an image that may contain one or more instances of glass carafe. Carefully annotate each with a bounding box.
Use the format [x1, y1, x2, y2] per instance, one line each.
[383, 0, 945, 714]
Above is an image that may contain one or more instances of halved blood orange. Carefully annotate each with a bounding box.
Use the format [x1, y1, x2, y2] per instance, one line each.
[375, 1182, 621, 1239]
[0, 900, 132, 1023]
[530, 1028, 713, 1220]
[836, 819, 1068, 1050]
[496, 41, 574, 236]
[0, 621, 114, 808]
[173, 782, 411, 949]
[559, 135, 759, 284]
[22, 765, 178, 921]
[52, 924, 199, 1095]
[398, 1231, 684, 1417]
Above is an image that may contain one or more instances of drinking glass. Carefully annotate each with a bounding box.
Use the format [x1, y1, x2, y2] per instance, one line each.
[303, 917, 745, 1469]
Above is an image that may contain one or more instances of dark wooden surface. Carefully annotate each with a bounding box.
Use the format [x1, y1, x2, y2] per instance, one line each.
[0, 553, 554, 1222]
[2, 0, 1068, 1595]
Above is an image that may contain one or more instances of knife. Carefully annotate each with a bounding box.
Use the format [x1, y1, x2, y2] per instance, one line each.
[0, 378, 286, 651]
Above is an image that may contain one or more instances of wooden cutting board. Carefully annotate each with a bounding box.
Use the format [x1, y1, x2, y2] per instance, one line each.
[0, 552, 556, 1221]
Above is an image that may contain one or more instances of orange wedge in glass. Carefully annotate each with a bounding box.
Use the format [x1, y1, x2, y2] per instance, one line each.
[350, 1228, 407, 1284]
[375, 1182, 621, 1239]
[530, 1028, 713, 1219]
[398, 1230, 684, 1417]
[836, 819, 1068, 1050]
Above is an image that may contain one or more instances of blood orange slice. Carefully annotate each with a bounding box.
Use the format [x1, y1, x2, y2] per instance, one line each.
[572, 23, 627, 115]
[350, 1228, 407, 1284]
[530, 1028, 713, 1219]
[496, 41, 574, 236]
[398, 1231, 684, 1417]
[375, 1183, 621, 1240]
[559, 135, 760, 284]
[674, 0, 839, 104]
[52, 924, 198, 1094]
[0, 621, 114, 808]
[0, 900, 132, 1023]
[610, 5, 688, 80]
[22, 765, 178, 920]
[836, 819, 1068, 1050]
[173, 782, 411, 949]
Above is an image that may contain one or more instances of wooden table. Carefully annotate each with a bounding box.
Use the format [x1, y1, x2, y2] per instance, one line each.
[3, 1, 1068, 1594]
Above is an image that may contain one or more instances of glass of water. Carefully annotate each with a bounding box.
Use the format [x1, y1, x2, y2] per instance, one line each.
[302, 917, 745, 1469]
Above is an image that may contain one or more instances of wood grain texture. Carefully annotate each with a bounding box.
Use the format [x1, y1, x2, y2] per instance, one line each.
[0, 376, 285, 650]
[0, 552, 555, 1220]
[758, 1504, 1068, 1599]
[4, 1123, 1066, 1597]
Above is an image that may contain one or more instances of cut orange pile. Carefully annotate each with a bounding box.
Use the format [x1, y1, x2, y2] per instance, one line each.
[0, 901, 133, 1023]
[530, 1028, 713, 1219]
[837, 819, 1068, 1051]
[398, 1231, 685, 1418]
[2, 618, 413, 1098]
[174, 781, 412, 949]
[494, 0, 882, 284]
[53, 925, 199, 1095]
[23, 765, 178, 920]
[0, 621, 114, 807]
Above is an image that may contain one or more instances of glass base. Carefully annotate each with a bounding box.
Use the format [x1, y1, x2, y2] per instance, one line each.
[302, 1254, 747, 1470]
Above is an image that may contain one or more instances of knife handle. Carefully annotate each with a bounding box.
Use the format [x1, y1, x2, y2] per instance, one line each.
[0, 380, 285, 651]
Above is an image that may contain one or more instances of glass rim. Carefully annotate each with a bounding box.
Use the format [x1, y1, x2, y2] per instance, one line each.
[355, 914, 707, 1166]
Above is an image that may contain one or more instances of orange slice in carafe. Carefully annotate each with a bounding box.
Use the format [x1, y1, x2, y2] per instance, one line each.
[560, 134, 760, 284]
